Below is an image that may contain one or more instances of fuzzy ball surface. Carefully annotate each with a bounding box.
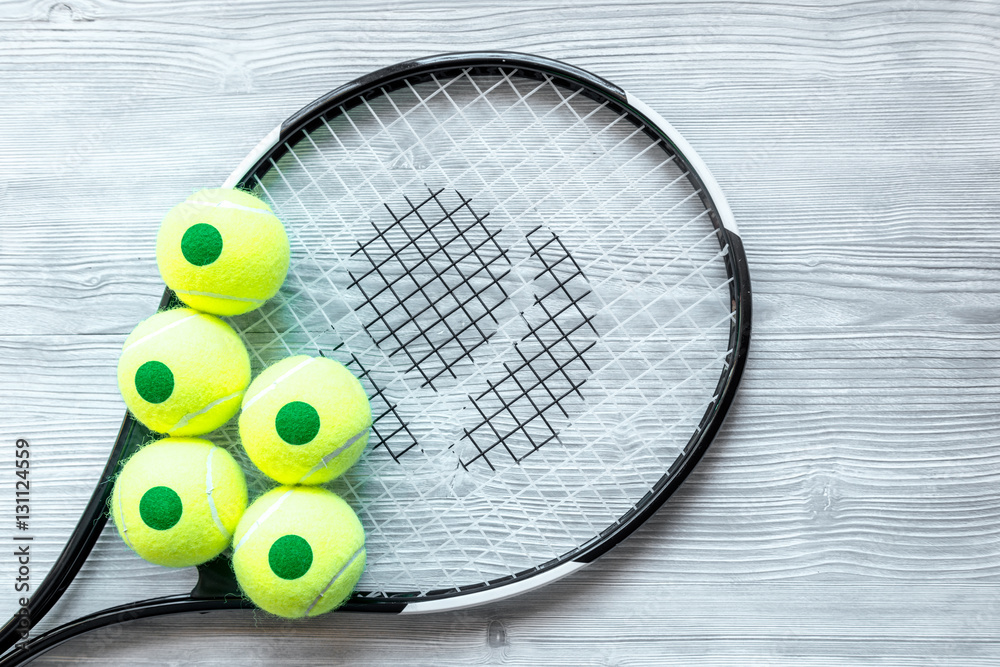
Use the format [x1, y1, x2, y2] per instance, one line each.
[239, 355, 371, 485]
[232, 486, 366, 618]
[117, 308, 251, 435]
[111, 437, 248, 567]
[156, 188, 290, 316]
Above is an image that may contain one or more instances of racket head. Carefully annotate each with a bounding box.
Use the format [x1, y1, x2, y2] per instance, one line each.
[219, 50, 751, 610]
[1, 50, 750, 665]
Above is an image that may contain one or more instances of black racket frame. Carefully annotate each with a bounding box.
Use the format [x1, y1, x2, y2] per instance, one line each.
[0, 51, 751, 665]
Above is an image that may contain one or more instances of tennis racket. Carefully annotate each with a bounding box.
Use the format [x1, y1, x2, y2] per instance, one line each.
[0, 51, 751, 664]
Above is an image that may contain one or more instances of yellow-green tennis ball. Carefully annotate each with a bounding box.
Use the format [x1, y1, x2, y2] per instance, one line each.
[232, 486, 366, 618]
[111, 437, 248, 567]
[156, 188, 290, 316]
[117, 308, 251, 435]
[238, 355, 371, 485]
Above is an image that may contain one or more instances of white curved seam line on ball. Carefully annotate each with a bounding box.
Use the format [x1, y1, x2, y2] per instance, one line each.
[122, 313, 199, 353]
[305, 545, 365, 617]
[173, 289, 266, 305]
[186, 199, 273, 215]
[167, 391, 243, 434]
[116, 481, 135, 550]
[232, 489, 293, 553]
[205, 446, 230, 539]
[298, 427, 370, 483]
[242, 357, 316, 412]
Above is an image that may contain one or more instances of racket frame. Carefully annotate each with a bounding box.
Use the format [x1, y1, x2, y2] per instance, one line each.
[0, 51, 751, 664]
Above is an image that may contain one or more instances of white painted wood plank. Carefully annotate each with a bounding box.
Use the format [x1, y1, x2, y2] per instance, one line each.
[0, 0, 998, 664]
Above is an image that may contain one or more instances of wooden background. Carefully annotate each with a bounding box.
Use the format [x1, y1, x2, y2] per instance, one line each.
[1, 0, 999, 664]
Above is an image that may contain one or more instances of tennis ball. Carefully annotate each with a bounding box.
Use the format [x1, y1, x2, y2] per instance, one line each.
[156, 188, 290, 316]
[238, 355, 371, 485]
[232, 486, 366, 618]
[111, 437, 248, 567]
[117, 308, 251, 435]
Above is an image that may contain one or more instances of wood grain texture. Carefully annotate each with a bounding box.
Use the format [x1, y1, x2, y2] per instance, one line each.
[1, 0, 998, 664]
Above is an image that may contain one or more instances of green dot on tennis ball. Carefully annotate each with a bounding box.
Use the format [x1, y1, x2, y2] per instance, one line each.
[134, 361, 174, 404]
[269, 534, 313, 580]
[181, 223, 223, 266]
[275, 401, 321, 445]
[139, 486, 183, 531]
